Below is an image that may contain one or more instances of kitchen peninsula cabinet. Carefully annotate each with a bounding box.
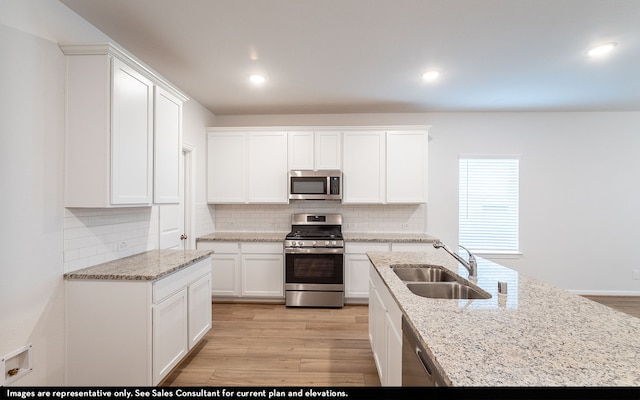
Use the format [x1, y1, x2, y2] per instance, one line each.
[65, 250, 212, 386]
[207, 129, 288, 204]
[61, 44, 187, 208]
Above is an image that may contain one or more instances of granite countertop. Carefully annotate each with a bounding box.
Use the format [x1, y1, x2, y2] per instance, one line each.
[343, 232, 438, 243]
[367, 251, 640, 386]
[64, 249, 213, 281]
[196, 232, 289, 242]
[196, 231, 438, 243]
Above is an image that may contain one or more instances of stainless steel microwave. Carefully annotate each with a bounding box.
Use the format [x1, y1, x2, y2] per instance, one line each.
[288, 170, 342, 200]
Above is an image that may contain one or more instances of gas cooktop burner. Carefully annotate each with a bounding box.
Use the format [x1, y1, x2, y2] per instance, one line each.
[286, 230, 343, 240]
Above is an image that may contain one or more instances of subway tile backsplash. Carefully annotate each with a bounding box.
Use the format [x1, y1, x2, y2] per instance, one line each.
[63, 202, 423, 272]
[63, 207, 158, 273]
[213, 203, 426, 232]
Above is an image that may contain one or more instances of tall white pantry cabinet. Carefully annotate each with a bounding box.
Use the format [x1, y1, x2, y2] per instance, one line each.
[61, 44, 187, 207]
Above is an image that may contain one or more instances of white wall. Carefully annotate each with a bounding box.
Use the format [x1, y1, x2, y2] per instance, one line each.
[0, 0, 215, 385]
[216, 112, 640, 294]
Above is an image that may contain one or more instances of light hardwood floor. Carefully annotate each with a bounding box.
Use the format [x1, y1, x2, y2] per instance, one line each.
[162, 297, 639, 387]
[583, 295, 640, 319]
[162, 303, 381, 387]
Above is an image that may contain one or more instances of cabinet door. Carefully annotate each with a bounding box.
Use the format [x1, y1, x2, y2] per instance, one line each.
[385, 312, 403, 386]
[369, 277, 386, 383]
[188, 274, 212, 350]
[288, 131, 315, 170]
[247, 132, 288, 203]
[154, 86, 182, 204]
[241, 254, 284, 297]
[153, 288, 188, 385]
[386, 131, 428, 203]
[315, 131, 342, 170]
[211, 254, 240, 296]
[345, 254, 370, 299]
[111, 58, 153, 205]
[207, 133, 245, 203]
[342, 131, 385, 203]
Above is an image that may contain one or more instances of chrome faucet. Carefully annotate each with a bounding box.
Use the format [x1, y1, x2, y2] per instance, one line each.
[433, 240, 477, 281]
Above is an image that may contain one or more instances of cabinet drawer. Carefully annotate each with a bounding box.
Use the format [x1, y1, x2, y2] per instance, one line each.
[241, 242, 283, 254]
[197, 241, 239, 253]
[153, 258, 212, 303]
[345, 242, 390, 254]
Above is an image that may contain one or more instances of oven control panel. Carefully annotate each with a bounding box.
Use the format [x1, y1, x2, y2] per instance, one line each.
[285, 240, 344, 248]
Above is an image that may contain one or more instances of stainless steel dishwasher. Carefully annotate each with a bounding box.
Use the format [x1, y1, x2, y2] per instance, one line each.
[402, 316, 447, 386]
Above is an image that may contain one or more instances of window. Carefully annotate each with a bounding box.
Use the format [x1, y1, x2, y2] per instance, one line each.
[459, 156, 519, 255]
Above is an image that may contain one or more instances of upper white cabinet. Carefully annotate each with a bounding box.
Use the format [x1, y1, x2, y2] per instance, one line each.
[207, 129, 288, 204]
[207, 132, 246, 203]
[154, 86, 183, 204]
[288, 131, 341, 170]
[342, 131, 386, 203]
[386, 131, 428, 203]
[61, 44, 187, 208]
[247, 132, 288, 203]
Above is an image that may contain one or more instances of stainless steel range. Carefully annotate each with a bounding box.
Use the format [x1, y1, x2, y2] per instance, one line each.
[284, 214, 344, 308]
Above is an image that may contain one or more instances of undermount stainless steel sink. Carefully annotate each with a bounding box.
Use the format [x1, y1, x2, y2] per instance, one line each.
[390, 265, 458, 282]
[406, 282, 491, 300]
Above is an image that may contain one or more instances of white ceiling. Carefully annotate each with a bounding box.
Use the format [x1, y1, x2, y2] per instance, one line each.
[60, 0, 640, 115]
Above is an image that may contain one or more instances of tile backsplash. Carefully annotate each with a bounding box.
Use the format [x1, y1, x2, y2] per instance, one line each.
[63, 207, 158, 273]
[213, 202, 426, 232]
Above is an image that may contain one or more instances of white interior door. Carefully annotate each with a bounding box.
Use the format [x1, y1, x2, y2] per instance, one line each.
[159, 204, 183, 249]
[159, 146, 193, 249]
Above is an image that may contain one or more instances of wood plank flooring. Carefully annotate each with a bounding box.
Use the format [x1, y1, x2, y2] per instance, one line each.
[583, 295, 640, 319]
[162, 296, 639, 387]
[161, 303, 381, 387]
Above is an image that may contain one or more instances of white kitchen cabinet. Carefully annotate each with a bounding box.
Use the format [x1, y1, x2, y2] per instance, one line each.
[207, 132, 246, 203]
[154, 86, 183, 204]
[369, 262, 402, 386]
[288, 131, 341, 170]
[196, 241, 241, 297]
[207, 130, 288, 204]
[241, 242, 284, 298]
[342, 131, 386, 203]
[66, 257, 211, 386]
[247, 132, 288, 203]
[386, 131, 428, 203]
[61, 44, 186, 208]
[196, 241, 284, 300]
[344, 242, 390, 303]
[153, 288, 188, 384]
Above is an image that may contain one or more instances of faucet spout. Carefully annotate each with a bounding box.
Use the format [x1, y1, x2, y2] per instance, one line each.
[433, 240, 478, 281]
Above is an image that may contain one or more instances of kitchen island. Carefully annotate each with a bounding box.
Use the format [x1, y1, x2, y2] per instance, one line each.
[367, 250, 640, 386]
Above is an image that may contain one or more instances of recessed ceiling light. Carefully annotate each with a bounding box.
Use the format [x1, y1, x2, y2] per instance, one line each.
[587, 42, 617, 57]
[422, 70, 441, 82]
[248, 74, 267, 85]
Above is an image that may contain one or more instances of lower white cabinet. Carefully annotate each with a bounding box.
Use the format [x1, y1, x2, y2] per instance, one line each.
[66, 258, 212, 386]
[369, 262, 402, 386]
[196, 241, 284, 300]
[345, 242, 390, 302]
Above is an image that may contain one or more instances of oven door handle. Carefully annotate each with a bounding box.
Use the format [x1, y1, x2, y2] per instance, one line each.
[285, 247, 344, 254]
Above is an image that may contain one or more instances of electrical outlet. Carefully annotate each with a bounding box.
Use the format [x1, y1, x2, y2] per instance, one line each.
[401, 223, 410, 230]
[118, 241, 128, 251]
[347, 223, 357, 230]
[633, 269, 640, 280]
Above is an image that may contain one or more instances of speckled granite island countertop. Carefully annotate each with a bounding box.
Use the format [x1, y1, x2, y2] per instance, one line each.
[64, 249, 213, 281]
[367, 251, 640, 386]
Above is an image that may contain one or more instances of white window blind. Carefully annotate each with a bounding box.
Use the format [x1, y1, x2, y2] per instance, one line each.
[459, 157, 519, 254]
